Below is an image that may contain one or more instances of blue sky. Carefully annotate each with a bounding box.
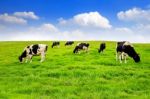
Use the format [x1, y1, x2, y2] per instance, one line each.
[0, 0, 150, 42]
[0, 0, 149, 24]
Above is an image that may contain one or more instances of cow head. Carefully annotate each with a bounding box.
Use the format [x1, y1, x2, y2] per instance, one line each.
[86, 43, 89, 47]
[133, 54, 140, 62]
[73, 46, 78, 53]
[18, 56, 23, 62]
[51, 44, 54, 48]
[19, 50, 27, 63]
[98, 49, 101, 53]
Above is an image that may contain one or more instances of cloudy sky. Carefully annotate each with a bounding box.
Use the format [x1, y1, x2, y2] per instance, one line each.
[0, 0, 150, 43]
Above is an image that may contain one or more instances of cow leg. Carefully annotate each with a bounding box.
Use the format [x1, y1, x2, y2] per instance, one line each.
[86, 48, 88, 53]
[78, 51, 80, 54]
[124, 55, 127, 63]
[122, 52, 126, 63]
[21, 58, 25, 63]
[25, 58, 28, 63]
[121, 52, 124, 60]
[119, 53, 122, 63]
[121, 52, 127, 63]
[40, 52, 45, 62]
[124, 54, 127, 63]
[116, 52, 119, 61]
[87, 48, 89, 54]
[25, 55, 29, 63]
[29, 55, 33, 63]
[76, 49, 79, 54]
[119, 55, 122, 63]
[83, 47, 88, 53]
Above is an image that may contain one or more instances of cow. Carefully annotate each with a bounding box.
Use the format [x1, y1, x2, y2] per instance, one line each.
[19, 44, 48, 63]
[98, 42, 106, 53]
[51, 41, 60, 48]
[65, 41, 74, 46]
[116, 41, 140, 63]
[73, 43, 89, 53]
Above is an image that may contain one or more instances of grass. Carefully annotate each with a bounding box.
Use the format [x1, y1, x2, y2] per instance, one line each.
[0, 41, 150, 99]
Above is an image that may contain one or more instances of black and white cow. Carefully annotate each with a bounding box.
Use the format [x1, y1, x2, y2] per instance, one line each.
[51, 41, 60, 48]
[116, 41, 140, 63]
[98, 43, 106, 53]
[65, 41, 74, 46]
[73, 43, 89, 53]
[19, 44, 48, 63]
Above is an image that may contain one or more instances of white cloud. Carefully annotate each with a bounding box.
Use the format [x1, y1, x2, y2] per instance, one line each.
[38, 23, 58, 32]
[117, 7, 150, 23]
[0, 23, 150, 43]
[73, 12, 112, 28]
[0, 10, 150, 43]
[0, 24, 6, 30]
[115, 27, 133, 33]
[5, 23, 60, 41]
[14, 11, 39, 20]
[135, 24, 150, 30]
[0, 13, 27, 25]
[58, 11, 112, 29]
[58, 17, 67, 25]
[0, 11, 39, 25]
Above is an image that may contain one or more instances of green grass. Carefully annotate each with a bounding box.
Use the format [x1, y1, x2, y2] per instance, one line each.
[0, 41, 150, 99]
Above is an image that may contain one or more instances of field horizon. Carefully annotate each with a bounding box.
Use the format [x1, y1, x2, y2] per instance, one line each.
[0, 41, 150, 99]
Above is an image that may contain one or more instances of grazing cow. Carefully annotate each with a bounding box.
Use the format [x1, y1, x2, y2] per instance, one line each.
[116, 41, 140, 63]
[73, 43, 89, 53]
[98, 43, 106, 53]
[65, 41, 74, 46]
[19, 44, 48, 63]
[51, 41, 60, 48]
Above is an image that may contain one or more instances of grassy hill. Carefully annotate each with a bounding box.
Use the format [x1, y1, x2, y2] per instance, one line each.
[0, 41, 150, 99]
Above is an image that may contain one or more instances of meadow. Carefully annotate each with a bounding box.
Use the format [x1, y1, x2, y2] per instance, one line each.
[0, 41, 150, 99]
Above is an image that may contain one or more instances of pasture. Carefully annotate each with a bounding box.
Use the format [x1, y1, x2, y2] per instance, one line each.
[0, 41, 150, 99]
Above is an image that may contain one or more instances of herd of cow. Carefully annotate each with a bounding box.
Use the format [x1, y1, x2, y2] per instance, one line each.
[19, 41, 140, 63]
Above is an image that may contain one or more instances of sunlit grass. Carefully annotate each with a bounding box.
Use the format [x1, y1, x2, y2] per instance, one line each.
[0, 41, 150, 99]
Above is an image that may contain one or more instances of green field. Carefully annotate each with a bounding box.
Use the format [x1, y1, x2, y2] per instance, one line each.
[0, 41, 150, 99]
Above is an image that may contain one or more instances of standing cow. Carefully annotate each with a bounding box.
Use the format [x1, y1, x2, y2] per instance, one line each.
[51, 41, 60, 48]
[65, 41, 74, 46]
[19, 44, 48, 63]
[116, 41, 140, 63]
[98, 43, 106, 53]
[73, 43, 89, 53]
